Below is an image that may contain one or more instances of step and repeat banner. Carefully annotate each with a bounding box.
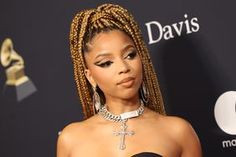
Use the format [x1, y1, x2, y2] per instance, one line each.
[0, 0, 235, 156]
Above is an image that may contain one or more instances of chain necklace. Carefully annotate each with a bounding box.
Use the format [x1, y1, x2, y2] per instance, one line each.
[98, 101, 145, 150]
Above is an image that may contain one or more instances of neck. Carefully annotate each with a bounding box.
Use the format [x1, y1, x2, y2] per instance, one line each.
[105, 96, 141, 115]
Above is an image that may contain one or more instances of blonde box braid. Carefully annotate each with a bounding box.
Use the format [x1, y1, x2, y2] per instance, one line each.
[70, 4, 166, 119]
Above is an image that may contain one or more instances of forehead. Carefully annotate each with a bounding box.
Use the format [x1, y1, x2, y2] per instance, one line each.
[88, 30, 134, 52]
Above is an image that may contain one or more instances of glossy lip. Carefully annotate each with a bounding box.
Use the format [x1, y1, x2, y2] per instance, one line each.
[117, 77, 135, 87]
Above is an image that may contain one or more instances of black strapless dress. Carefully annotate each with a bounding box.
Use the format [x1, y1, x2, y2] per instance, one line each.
[131, 152, 162, 157]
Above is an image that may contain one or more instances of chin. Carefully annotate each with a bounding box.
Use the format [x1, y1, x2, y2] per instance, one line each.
[118, 91, 139, 100]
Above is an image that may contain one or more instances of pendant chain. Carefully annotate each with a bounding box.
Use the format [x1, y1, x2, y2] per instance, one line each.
[98, 101, 145, 150]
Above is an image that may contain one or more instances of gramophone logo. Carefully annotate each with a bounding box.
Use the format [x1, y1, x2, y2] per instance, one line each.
[0, 38, 37, 101]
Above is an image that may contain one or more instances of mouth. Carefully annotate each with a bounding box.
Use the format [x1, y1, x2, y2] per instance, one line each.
[117, 77, 135, 88]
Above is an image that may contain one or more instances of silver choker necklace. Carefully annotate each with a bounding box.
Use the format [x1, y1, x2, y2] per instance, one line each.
[98, 101, 145, 150]
[98, 101, 144, 122]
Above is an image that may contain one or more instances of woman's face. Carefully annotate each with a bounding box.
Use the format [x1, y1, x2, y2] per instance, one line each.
[84, 30, 143, 101]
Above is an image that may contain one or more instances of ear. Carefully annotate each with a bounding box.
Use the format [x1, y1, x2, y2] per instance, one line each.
[84, 69, 96, 88]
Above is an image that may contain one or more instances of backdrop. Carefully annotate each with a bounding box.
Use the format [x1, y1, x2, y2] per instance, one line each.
[0, 0, 235, 156]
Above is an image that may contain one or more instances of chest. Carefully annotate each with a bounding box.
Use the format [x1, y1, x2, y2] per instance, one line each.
[69, 126, 181, 157]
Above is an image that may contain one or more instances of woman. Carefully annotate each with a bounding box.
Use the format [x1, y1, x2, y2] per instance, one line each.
[57, 3, 202, 157]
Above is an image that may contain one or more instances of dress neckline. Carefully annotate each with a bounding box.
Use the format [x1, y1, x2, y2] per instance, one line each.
[131, 152, 162, 157]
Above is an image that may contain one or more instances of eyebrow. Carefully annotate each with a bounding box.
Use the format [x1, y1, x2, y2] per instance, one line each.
[95, 52, 112, 59]
[94, 44, 135, 59]
[122, 44, 135, 53]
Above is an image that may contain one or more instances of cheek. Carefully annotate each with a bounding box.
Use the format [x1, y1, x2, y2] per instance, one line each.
[91, 68, 114, 89]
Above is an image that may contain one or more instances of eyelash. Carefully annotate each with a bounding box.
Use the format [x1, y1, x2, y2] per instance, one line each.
[96, 51, 137, 68]
[97, 61, 113, 68]
[125, 51, 137, 60]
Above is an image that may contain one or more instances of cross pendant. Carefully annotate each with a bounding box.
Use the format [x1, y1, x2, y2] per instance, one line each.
[113, 119, 134, 150]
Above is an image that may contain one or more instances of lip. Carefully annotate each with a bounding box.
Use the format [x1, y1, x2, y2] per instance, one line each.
[117, 77, 135, 88]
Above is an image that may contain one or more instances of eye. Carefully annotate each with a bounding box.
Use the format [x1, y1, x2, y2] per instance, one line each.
[125, 51, 137, 60]
[96, 61, 113, 68]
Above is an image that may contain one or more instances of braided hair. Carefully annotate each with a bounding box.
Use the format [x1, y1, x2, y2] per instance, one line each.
[69, 3, 165, 119]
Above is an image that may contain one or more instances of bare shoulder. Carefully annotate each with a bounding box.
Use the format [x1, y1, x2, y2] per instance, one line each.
[145, 108, 192, 130]
[160, 115, 194, 133]
[58, 115, 100, 143]
[57, 115, 99, 157]
[158, 115, 202, 157]
[56, 121, 85, 157]
[157, 115, 197, 141]
[58, 121, 85, 143]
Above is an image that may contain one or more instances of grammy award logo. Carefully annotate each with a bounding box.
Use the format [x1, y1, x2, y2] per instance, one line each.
[0, 38, 37, 101]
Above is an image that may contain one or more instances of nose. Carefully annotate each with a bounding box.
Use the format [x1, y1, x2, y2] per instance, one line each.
[118, 59, 130, 74]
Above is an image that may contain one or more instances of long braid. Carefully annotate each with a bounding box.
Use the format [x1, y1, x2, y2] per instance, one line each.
[70, 4, 165, 119]
[70, 9, 96, 118]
